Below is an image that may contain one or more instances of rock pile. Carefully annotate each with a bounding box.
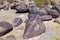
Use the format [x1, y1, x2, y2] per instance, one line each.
[0, 0, 60, 39]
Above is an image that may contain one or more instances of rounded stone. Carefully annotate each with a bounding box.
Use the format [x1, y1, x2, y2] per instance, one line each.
[13, 18, 22, 27]
[0, 21, 13, 36]
[29, 7, 48, 15]
[23, 14, 46, 39]
[52, 5, 60, 13]
[40, 15, 52, 21]
[46, 7, 60, 18]
[48, 10, 60, 18]
[16, 3, 29, 13]
[0, 4, 5, 9]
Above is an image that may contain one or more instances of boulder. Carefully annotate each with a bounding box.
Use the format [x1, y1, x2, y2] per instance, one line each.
[3, 5, 9, 10]
[23, 14, 46, 39]
[16, 3, 29, 13]
[12, 18, 22, 27]
[46, 8, 60, 18]
[40, 15, 52, 21]
[29, 7, 48, 16]
[0, 21, 13, 36]
[48, 9, 60, 18]
[52, 5, 60, 13]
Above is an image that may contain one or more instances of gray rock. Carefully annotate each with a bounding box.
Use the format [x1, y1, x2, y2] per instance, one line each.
[3, 5, 9, 10]
[0, 21, 13, 36]
[13, 18, 22, 27]
[0, 4, 5, 9]
[16, 3, 29, 13]
[52, 5, 60, 13]
[6, 35, 16, 40]
[40, 15, 52, 21]
[23, 14, 46, 39]
[47, 9, 60, 18]
[29, 7, 48, 16]
[28, 13, 52, 21]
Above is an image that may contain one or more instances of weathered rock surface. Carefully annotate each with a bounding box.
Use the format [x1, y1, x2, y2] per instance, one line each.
[0, 4, 5, 9]
[28, 13, 52, 21]
[23, 14, 46, 39]
[29, 7, 48, 16]
[52, 5, 60, 13]
[40, 15, 52, 21]
[12, 18, 22, 27]
[0, 21, 13, 36]
[16, 3, 29, 13]
[46, 8, 60, 18]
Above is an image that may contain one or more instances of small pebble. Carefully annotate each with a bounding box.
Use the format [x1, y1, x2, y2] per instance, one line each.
[13, 18, 22, 27]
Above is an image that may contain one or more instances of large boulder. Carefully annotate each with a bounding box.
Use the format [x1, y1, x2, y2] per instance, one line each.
[29, 7, 48, 16]
[16, 3, 29, 13]
[0, 4, 5, 9]
[0, 21, 13, 36]
[48, 10, 60, 18]
[23, 14, 46, 39]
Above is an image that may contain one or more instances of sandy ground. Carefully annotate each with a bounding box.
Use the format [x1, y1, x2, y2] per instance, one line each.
[0, 9, 60, 40]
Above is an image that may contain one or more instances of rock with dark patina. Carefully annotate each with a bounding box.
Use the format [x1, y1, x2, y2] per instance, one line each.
[16, 3, 29, 13]
[52, 5, 60, 13]
[13, 18, 22, 27]
[40, 15, 52, 21]
[29, 7, 48, 16]
[46, 8, 60, 18]
[0, 4, 5, 9]
[23, 14, 46, 39]
[0, 21, 13, 36]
